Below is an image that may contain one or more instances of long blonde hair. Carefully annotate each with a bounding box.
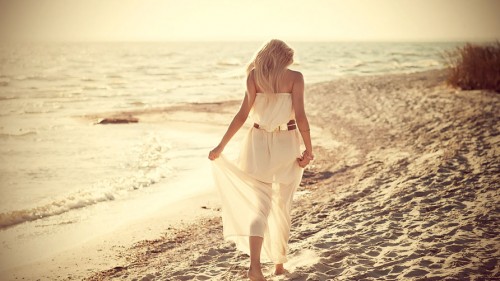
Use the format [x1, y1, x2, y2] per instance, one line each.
[246, 39, 294, 93]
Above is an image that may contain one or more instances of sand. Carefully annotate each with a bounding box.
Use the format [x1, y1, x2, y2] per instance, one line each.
[5, 69, 499, 280]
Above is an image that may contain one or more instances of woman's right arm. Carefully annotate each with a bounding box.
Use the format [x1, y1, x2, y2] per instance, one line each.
[291, 72, 314, 161]
[208, 71, 256, 160]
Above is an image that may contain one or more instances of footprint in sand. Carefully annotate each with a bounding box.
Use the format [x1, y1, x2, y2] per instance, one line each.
[365, 249, 381, 257]
[402, 268, 430, 278]
[313, 241, 336, 249]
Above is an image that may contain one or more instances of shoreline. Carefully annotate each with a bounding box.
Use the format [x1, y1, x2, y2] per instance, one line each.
[1, 189, 222, 281]
[3, 68, 499, 280]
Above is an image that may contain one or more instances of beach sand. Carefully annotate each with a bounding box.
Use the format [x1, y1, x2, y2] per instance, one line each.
[4, 69, 499, 280]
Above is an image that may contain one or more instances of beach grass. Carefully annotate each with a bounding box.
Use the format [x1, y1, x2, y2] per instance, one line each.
[443, 41, 500, 93]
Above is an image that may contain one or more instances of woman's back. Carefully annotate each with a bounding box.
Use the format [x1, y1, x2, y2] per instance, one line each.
[250, 92, 294, 133]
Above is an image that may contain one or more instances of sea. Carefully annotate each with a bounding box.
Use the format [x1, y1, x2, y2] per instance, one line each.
[0, 41, 467, 270]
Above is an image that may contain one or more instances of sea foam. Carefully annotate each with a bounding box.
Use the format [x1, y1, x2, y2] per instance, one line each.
[0, 133, 172, 229]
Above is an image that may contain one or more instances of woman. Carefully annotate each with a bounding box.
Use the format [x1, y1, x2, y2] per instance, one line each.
[208, 39, 314, 281]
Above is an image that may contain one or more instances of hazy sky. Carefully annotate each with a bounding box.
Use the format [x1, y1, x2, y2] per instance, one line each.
[1, 0, 499, 42]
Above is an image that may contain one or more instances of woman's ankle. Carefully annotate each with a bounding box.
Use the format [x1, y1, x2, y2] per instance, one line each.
[274, 264, 285, 275]
[250, 262, 262, 270]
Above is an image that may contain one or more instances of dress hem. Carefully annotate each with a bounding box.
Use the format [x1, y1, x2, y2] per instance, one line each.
[223, 234, 289, 264]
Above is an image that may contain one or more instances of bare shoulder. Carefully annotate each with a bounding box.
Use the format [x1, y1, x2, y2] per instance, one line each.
[287, 69, 303, 81]
[246, 69, 257, 95]
[247, 68, 256, 81]
[246, 69, 256, 87]
[287, 69, 304, 94]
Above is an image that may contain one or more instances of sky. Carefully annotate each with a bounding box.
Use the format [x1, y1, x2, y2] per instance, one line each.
[0, 0, 499, 42]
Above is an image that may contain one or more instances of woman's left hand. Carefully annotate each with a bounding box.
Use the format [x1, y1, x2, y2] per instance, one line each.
[208, 145, 224, 160]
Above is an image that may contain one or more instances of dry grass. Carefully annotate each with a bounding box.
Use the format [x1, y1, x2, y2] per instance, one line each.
[442, 41, 500, 93]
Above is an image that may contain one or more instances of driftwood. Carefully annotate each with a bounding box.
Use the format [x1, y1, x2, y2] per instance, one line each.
[96, 116, 139, 124]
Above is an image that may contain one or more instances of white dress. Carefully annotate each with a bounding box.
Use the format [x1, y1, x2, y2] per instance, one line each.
[211, 92, 304, 264]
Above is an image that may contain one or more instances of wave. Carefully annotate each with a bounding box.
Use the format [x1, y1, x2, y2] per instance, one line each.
[397, 60, 441, 70]
[0, 130, 38, 138]
[14, 75, 60, 81]
[129, 101, 146, 106]
[335, 57, 444, 75]
[389, 51, 421, 57]
[216, 58, 241, 66]
[216, 69, 244, 79]
[13, 102, 64, 115]
[0, 133, 173, 229]
[144, 71, 175, 77]
[0, 191, 116, 229]
[21, 109, 58, 114]
[83, 86, 110, 90]
[415, 59, 441, 67]
[342, 60, 367, 68]
[0, 95, 19, 100]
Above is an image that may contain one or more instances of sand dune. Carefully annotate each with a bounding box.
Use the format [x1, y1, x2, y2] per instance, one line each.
[49, 69, 500, 280]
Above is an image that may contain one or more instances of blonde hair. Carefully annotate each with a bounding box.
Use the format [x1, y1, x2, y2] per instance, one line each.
[246, 39, 294, 93]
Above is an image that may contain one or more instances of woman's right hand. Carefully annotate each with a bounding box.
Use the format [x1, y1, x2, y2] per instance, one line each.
[297, 150, 314, 168]
[208, 145, 224, 160]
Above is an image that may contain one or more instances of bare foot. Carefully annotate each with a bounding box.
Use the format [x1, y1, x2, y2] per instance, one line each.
[247, 266, 267, 281]
[274, 264, 285, 275]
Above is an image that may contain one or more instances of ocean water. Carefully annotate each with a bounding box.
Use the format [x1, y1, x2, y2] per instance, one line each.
[0, 41, 465, 269]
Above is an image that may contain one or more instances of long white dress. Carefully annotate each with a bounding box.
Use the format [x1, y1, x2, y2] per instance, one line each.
[211, 92, 304, 264]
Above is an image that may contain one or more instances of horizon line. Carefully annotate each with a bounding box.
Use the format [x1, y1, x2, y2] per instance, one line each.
[1, 38, 498, 44]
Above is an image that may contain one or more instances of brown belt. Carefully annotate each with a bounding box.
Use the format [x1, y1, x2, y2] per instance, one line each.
[253, 119, 296, 131]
